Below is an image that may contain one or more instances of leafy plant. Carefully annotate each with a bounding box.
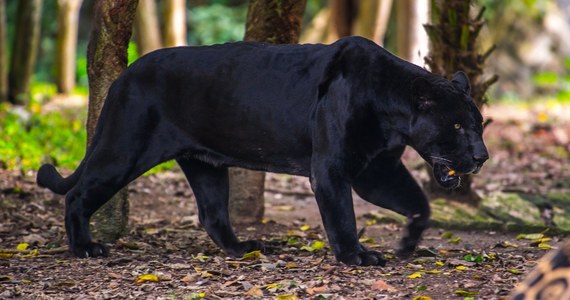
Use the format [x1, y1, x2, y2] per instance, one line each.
[0, 90, 175, 173]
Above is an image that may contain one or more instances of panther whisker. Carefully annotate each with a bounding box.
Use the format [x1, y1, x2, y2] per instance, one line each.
[430, 156, 452, 165]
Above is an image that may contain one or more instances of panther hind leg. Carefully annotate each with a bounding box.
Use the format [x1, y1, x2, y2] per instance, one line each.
[176, 157, 264, 257]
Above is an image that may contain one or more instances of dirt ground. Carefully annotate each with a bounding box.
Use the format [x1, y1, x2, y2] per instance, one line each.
[1, 103, 569, 299]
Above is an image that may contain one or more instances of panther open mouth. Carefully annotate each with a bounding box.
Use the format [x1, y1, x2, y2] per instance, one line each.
[432, 163, 461, 189]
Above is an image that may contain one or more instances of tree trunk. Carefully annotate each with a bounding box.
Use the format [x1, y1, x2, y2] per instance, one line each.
[56, 0, 83, 94]
[0, 0, 7, 102]
[163, 0, 186, 47]
[134, 0, 162, 55]
[329, 0, 357, 39]
[8, 0, 42, 105]
[396, 0, 429, 66]
[423, 0, 498, 204]
[373, 0, 393, 45]
[229, 0, 307, 225]
[86, 0, 138, 242]
[353, 0, 378, 40]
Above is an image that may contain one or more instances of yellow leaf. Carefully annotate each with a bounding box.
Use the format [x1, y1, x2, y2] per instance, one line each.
[311, 241, 326, 250]
[275, 294, 298, 300]
[516, 233, 544, 240]
[198, 292, 206, 298]
[408, 273, 422, 279]
[300, 225, 311, 231]
[423, 269, 442, 274]
[285, 262, 298, 268]
[300, 241, 326, 252]
[413, 296, 432, 300]
[261, 218, 268, 224]
[538, 243, 554, 250]
[266, 283, 284, 290]
[144, 228, 159, 235]
[359, 237, 375, 243]
[22, 249, 38, 258]
[200, 271, 213, 278]
[455, 266, 467, 271]
[533, 237, 552, 243]
[16, 243, 29, 251]
[135, 274, 159, 284]
[242, 250, 261, 260]
[0, 253, 14, 259]
[366, 219, 377, 226]
[447, 237, 462, 244]
[435, 261, 444, 266]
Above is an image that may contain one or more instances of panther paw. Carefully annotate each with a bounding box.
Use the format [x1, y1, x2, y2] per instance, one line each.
[339, 250, 387, 266]
[396, 246, 416, 258]
[71, 242, 109, 258]
[225, 240, 265, 257]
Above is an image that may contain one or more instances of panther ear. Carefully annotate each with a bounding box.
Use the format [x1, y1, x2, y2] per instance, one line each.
[451, 71, 471, 95]
[412, 77, 435, 111]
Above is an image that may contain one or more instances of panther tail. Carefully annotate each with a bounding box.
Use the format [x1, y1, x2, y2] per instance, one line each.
[36, 163, 84, 195]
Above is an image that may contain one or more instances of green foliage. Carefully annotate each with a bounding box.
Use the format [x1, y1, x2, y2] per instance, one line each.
[0, 84, 175, 174]
[128, 41, 140, 66]
[531, 58, 570, 102]
[0, 102, 86, 171]
[188, 4, 247, 45]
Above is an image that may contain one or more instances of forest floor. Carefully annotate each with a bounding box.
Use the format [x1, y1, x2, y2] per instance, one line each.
[1, 103, 570, 299]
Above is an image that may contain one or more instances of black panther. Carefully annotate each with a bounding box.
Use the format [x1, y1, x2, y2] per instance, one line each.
[37, 36, 488, 266]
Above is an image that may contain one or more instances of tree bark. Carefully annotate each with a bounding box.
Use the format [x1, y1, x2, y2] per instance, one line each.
[134, 0, 162, 55]
[56, 0, 83, 94]
[229, 0, 307, 225]
[86, 0, 138, 242]
[0, 0, 7, 102]
[163, 0, 186, 47]
[424, 0, 498, 204]
[8, 0, 42, 105]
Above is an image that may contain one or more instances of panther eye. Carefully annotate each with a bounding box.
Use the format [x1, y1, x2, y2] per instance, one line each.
[454, 123, 462, 130]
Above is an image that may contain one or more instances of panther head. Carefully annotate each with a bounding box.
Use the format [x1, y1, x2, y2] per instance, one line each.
[409, 71, 489, 189]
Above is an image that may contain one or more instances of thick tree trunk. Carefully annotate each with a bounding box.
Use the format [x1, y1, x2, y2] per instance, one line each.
[0, 0, 7, 102]
[56, 0, 83, 94]
[163, 0, 186, 47]
[86, 0, 138, 242]
[229, 0, 307, 225]
[8, 0, 42, 105]
[134, 0, 162, 55]
[424, 0, 498, 204]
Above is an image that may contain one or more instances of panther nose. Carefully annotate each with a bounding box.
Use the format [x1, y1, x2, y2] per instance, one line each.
[473, 153, 489, 164]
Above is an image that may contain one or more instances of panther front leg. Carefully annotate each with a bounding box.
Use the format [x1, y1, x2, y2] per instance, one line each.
[310, 160, 386, 266]
[352, 154, 431, 257]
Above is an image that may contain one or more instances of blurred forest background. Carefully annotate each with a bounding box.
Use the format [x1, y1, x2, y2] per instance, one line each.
[0, 0, 568, 172]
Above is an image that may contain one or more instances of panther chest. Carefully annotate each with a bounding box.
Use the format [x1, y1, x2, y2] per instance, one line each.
[510, 241, 570, 300]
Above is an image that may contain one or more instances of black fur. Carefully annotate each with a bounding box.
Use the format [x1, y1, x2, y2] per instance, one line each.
[37, 36, 488, 266]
